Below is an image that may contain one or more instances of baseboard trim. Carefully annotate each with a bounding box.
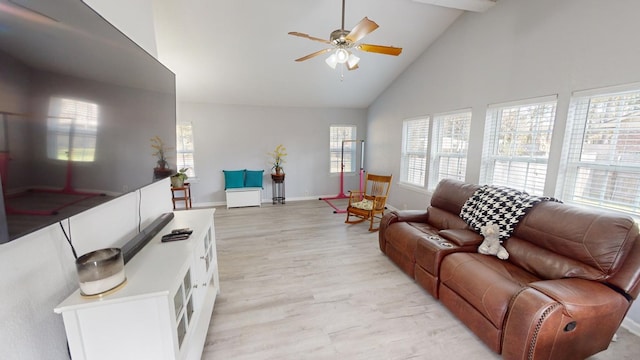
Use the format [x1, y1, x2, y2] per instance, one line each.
[622, 316, 640, 337]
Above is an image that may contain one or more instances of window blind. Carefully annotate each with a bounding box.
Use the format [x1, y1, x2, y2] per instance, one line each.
[481, 96, 557, 195]
[329, 125, 356, 173]
[560, 88, 640, 215]
[176, 122, 195, 177]
[429, 110, 471, 189]
[47, 97, 98, 162]
[401, 117, 429, 187]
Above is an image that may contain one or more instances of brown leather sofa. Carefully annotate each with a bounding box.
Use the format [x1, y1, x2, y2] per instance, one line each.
[379, 179, 640, 360]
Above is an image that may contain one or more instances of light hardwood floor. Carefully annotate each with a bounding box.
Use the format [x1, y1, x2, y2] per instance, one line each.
[202, 200, 640, 359]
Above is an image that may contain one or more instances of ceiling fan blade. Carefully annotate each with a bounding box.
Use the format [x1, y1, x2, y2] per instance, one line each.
[288, 32, 331, 44]
[358, 43, 403, 56]
[347, 63, 359, 71]
[345, 17, 379, 43]
[294, 48, 333, 62]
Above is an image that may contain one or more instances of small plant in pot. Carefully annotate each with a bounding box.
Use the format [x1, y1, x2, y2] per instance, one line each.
[151, 136, 170, 170]
[171, 168, 189, 188]
[268, 144, 287, 175]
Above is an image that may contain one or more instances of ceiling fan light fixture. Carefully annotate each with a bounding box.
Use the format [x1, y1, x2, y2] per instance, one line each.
[335, 48, 349, 63]
[347, 53, 360, 68]
[325, 53, 338, 69]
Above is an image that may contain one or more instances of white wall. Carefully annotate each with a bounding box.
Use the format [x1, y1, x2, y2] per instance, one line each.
[83, 0, 158, 57]
[179, 102, 367, 205]
[366, 0, 640, 326]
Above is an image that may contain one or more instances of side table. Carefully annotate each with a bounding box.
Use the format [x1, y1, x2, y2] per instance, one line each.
[271, 174, 285, 204]
[171, 182, 192, 209]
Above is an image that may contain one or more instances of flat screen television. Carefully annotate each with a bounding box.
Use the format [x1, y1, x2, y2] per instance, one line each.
[0, 0, 176, 243]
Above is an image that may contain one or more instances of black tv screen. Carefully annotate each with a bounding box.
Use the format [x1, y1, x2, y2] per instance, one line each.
[0, 0, 176, 243]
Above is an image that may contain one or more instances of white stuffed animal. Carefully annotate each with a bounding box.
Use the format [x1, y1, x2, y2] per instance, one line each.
[478, 223, 509, 260]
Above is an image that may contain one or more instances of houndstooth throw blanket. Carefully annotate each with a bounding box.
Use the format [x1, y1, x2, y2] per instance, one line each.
[460, 185, 560, 242]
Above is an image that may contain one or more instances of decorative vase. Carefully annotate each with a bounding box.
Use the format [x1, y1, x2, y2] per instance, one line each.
[275, 167, 282, 175]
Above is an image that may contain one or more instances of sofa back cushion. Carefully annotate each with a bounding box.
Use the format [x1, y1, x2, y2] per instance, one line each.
[427, 207, 470, 230]
[509, 201, 638, 281]
[430, 179, 480, 215]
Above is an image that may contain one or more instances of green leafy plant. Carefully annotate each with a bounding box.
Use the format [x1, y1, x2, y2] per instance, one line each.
[174, 168, 189, 181]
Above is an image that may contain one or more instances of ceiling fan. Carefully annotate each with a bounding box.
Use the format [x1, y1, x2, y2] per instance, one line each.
[288, 0, 402, 71]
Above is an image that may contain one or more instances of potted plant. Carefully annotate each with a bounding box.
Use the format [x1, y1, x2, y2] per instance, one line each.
[268, 144, 287, 175]
[151, 136, 169, 169]
[171, 168, 189, 188]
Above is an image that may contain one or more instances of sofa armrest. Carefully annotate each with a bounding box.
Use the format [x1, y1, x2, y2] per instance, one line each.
[438, 229, 482, 247]
[379, 210, 429, 253]
[502, 279, 630, 360]
[394, 210, 429, 223]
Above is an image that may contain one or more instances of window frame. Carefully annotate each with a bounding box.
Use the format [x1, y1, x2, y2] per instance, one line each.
[176, 121, 196, 178]
[428, 109, 472, 190]
[557, 83, 640, 216]
[480, 95, 558, 196]
[400, 116, 430, 188]
[329, 125, 357, 174]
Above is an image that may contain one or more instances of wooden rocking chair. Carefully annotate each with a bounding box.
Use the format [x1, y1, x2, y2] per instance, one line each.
[345, 173, 393, 231]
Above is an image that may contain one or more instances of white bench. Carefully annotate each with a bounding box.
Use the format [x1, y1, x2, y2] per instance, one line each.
[225, 187, 262, 209]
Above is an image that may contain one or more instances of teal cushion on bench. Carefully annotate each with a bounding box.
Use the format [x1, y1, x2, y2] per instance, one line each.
[223, 169, 245, 189]
[245, 170, 264, 187]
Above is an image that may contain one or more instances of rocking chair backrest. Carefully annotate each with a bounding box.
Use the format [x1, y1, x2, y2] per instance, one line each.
[366, 174, 392, 198]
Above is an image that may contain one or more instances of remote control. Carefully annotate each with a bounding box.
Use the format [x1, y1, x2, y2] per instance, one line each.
[171, 228, 193, 235]
[161, 233, 190, 242]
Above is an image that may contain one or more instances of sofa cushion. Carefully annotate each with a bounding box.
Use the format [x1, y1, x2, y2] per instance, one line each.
[223, 169, 245, 189]
[351, 199, 373, 210]
[505, 237, 606, 281]
[426, 206, 470, 230]
[440, 252, 540, 328]
[245, 169, 264, 187]
[430, 179, 480, 215]
[511, 201, 638, 280]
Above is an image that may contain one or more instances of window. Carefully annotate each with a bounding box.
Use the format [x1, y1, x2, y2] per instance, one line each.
[47, 97, 99, 162]
[558, 85, 640, 215]
[429, 110, 471, 189]
[400, 117, 430, 187]
[329, 125, 357, 173]
[176, 122, 195, 178]
[480, 96, 557, 195]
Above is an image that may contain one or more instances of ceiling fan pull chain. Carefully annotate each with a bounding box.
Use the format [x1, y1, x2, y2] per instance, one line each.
[341, 0, 346, 31]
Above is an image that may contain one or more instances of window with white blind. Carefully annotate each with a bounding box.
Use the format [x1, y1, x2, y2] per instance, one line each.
[480, 96, 557, 195]
[558, 85, 640, 215]
[47, 97, 99, 162]
[329, 125, 357, 173]
[400, 117, 430, 187]
[429, 110, 471, 189]
[176, 122, 196, 178]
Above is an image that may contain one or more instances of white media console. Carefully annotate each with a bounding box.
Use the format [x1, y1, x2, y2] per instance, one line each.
[55, 209, 219, 360]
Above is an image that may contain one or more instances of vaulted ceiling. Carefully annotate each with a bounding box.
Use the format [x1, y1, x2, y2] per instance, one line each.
[152, 0, 497, 108]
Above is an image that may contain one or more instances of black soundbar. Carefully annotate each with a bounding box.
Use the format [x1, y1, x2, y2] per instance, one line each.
[122, 212, 174, 264]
